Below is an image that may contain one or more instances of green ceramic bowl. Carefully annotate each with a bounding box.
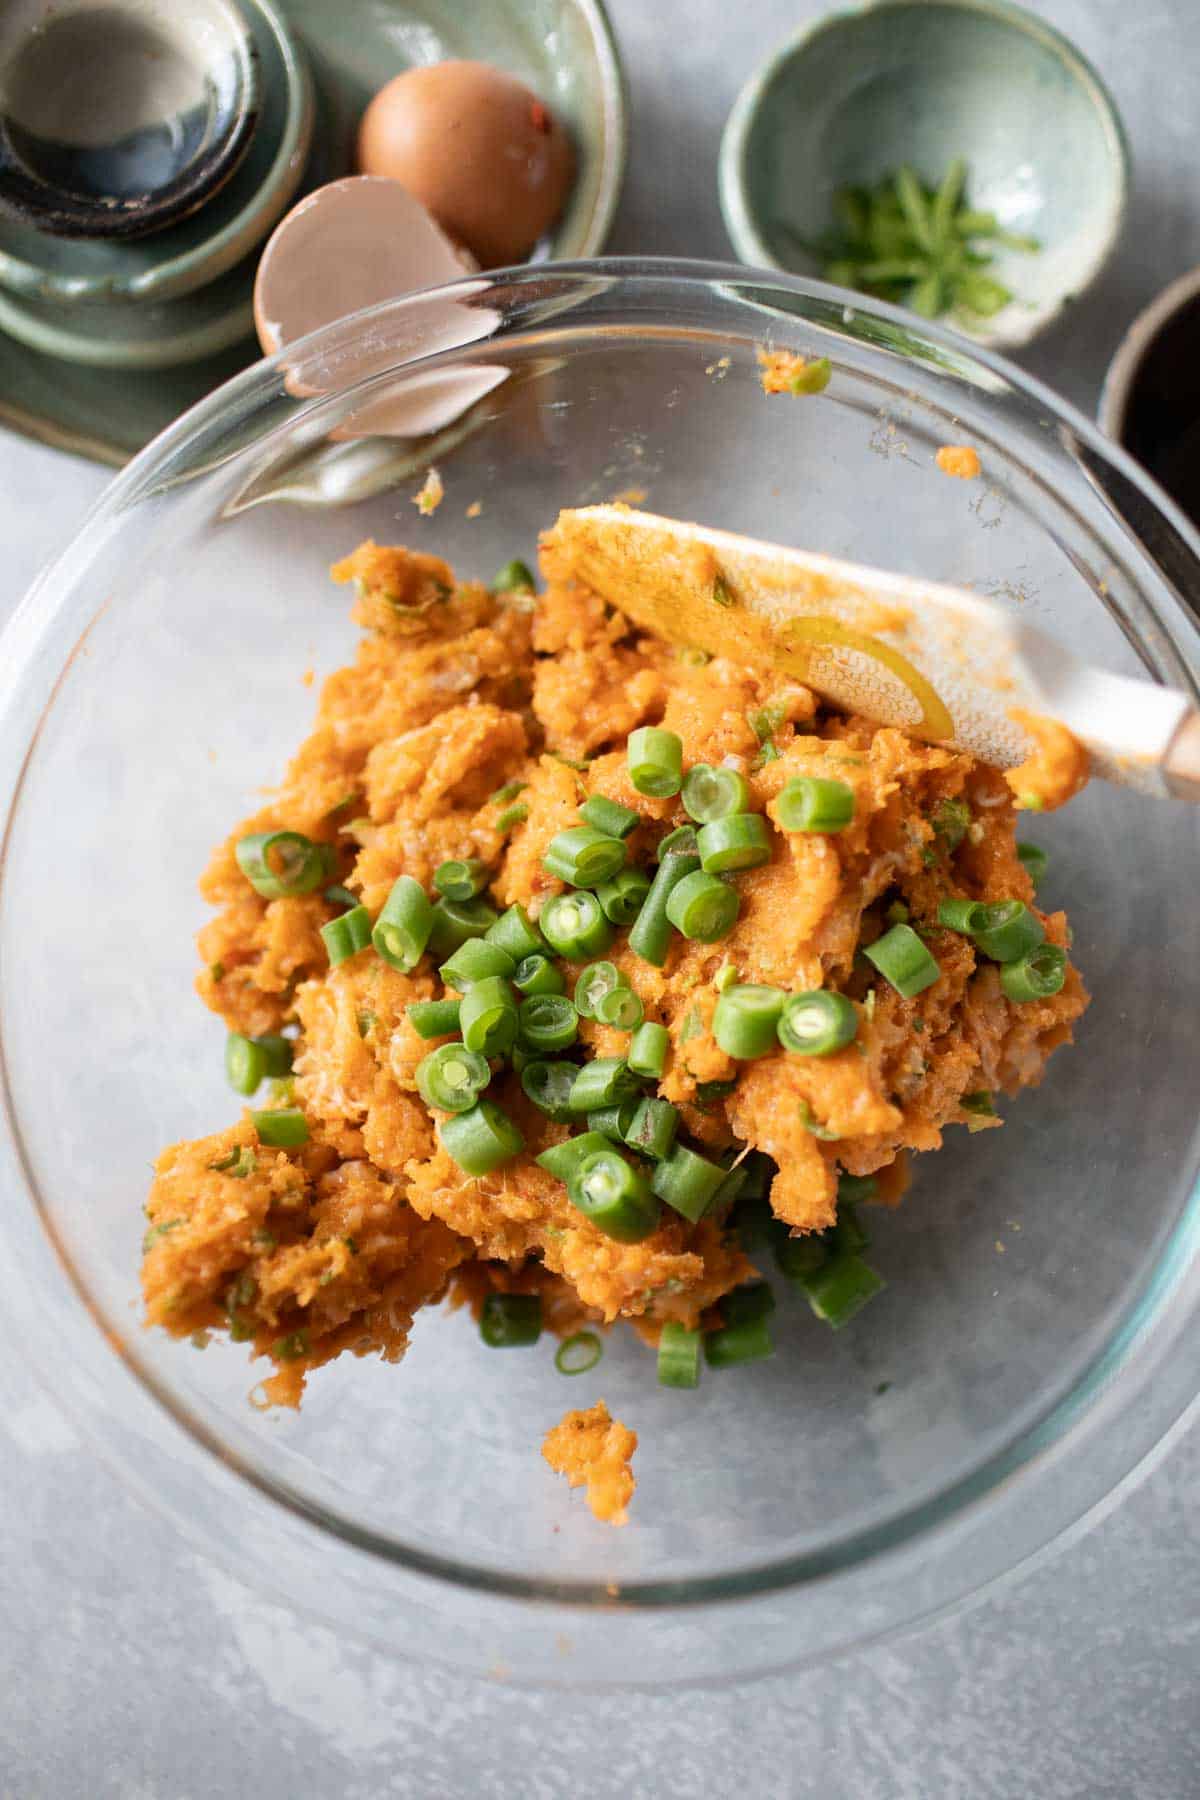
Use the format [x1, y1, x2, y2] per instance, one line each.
[719, 0, 1129, 349]
[0, 0, 314, 306]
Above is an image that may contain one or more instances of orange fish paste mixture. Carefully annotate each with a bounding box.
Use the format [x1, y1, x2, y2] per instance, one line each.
[141, 532, 1088, 1521]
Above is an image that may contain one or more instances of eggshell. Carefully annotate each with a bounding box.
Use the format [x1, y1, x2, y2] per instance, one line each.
[356, 60, 574, 267]
[253, 174, 473, 357]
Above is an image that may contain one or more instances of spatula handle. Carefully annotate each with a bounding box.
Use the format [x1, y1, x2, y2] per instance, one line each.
[1164, 713, 1200, 801]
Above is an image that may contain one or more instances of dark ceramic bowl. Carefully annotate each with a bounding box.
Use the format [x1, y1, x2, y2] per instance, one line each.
[0, 0, 259, 240]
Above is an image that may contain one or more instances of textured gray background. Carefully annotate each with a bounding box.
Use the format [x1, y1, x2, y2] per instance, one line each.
[2, 0, 1199, 1793]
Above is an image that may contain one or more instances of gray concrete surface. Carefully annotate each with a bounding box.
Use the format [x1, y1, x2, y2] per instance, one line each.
[2, 1, 1198, 1793]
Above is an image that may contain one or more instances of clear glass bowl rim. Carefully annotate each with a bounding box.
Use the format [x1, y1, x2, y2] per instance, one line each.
[2, 260, 1199, 1682]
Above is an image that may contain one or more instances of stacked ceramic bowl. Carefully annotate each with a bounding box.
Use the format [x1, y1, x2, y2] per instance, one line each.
[0, 0, 315, 368]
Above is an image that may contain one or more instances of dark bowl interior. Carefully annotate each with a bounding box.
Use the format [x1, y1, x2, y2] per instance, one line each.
[0, 4, 259, 240]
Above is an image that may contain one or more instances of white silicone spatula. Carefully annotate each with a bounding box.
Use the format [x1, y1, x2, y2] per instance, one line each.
[547, 506, 1200, 802]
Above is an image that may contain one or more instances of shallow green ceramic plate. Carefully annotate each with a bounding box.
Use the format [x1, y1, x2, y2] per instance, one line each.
[0, 0, 625, 466]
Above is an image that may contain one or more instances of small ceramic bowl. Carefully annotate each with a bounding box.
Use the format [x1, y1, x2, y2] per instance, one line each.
[0, 0, 313, 305]
[0, 0, 260, 240]
[1099, 265, 1200, 529]
[719, 0, 1129, 349]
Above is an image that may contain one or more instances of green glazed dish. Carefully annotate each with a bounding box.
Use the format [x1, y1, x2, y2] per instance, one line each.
[719, 0, 1129, 350]
[0, 0, 315, 307]
[0, 0, 626, 462]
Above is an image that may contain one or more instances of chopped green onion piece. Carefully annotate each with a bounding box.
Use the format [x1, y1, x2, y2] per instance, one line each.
[788, 356, 832, 395]
[931, 154, 967, 243]
[251, 1107, 309, 1148]
[273, 1331, 311, 1361]
[490, 780, 528, 806]
[627, 1019, 669, 1079]
[574, 961, 623, 1019]
[776, 777, 855, 833]
[211, 1145, 257, 1179]
[595, 985, 645, 1031]
[256, 1035, 293, 1077]
[712, 983, 787, 1058]
[513, 953, 565, 996]
[723, 1280, 776, 1325]
[426, 894, 499, 957]
[587, 1101, 638, 1141]
[320, 903, 372, 966]
[433, 858, 489, 901]
[480, 1292, 541, 1347]
[406, 998, 462, 1039]
[833, 1200, 869, 1254]
[439, 1099, 524, 1174]
[536, 1131, 613, 1183]
[628, 835, 701, 967]
[485, 903, 544, 962]
[520, 1059, 579, 1122]
[651, 1142, 727, 1223]
[715, 962, 739, 993]
[496, 803, 529, 833]
[579, 794, 639, 838]
[235, 830, 329, 899]
[542, 824, 627, 888]
[459, 975, 518, 1056]
[932, 798, 971, 849]
[625, 1096, 679, 1162]
[774, 1231, 829, 1280]
[372, 874, 435, 972]
[324, 884, 360, 912]
[539, 891, 614, 959]
[440, 937, 516, 991]
[556, 1330, 603, 1374]
[1000, 942, 1067, 1003]
[682, 763, 751, 823]
[568, 1057, 638, 1113]
[777, 990, 858, 1056]
[493, 559, 535, 593]
[961, 1090, 997, 1131]
[416, 1041, 491, 1112]
[517, 992, 578, 1053]
[704, 1315, 773, 1368]
[749, 701, 787, 747]
[1016, 841, 1048, 892]
[224, 1033, 266, 1096]
[838, 1172, 879, 1205]
[970, 900, 1045, 963]
[710, 1159, 748, 1212]
[596, 868, 652, 925]
[695, 1077, 736, 1107]
[863, 923, 939, 998]
[696, 813, 771, 874]
[937, 897, 985, 934]
[657, 824, 699, 859]
[801, 1252, 885, 1329]
[657, 1321, 701, 1388]
[568, 1148, 660, 1242]
[627, 726, 683, 798]
[666, 869, 740, 942]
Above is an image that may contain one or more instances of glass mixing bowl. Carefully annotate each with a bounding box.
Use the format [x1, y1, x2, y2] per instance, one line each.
[1, 263, 1198, 1688]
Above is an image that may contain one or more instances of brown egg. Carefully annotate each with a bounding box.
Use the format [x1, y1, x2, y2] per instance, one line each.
[356, 60, 575, 268]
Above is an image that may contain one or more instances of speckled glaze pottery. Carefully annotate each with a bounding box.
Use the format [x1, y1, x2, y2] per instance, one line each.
[0, 0, 314, 306]
[719, 0, 1129, 349]
[0, 0, 260, 240]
